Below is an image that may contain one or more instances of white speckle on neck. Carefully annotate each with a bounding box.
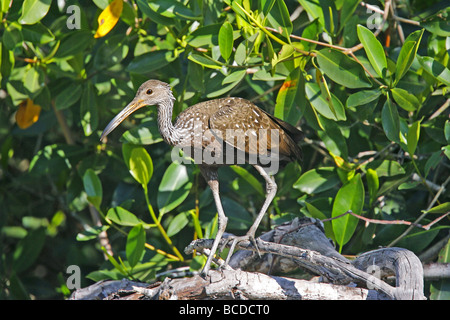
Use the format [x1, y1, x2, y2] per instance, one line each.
[157, 97, 182, 146]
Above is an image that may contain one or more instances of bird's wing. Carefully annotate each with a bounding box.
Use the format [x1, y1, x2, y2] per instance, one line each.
[209, 98, 301, 161]
[258, 108, 303, 161]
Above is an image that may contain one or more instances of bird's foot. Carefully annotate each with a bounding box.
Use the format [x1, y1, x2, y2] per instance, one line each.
[199, 246, 229, 278]
[199, 247, 221, 278]
[200, 264, 211, 279]
[220, 233, 261, 267]
[199, 233, 261, 277]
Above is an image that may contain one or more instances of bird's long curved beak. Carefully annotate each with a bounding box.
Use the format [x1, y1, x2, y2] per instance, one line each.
[100, 99, 145, 142]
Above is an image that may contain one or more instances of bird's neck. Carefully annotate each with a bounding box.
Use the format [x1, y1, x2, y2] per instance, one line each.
[157, 98, 181, 146]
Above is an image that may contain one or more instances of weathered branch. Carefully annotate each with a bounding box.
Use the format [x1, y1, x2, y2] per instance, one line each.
[70, 218, 425, 300]
[186, 239, 423, 300]
[185, 218, 425, 300]
[423, 263, 450, 281]
[70, 270, 371, 300]
[135, 269, 370, 300]
[352, 248, 425, 300]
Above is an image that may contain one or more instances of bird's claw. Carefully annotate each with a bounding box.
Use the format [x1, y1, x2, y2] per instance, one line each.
[200, 234, 261, 276]
[220, 233, 261, 266]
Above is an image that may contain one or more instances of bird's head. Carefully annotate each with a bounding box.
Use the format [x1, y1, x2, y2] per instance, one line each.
[100, 80, 174, 142]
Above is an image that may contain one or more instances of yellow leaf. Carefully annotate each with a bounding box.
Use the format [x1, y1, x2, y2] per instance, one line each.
[94, 0, 123, 38]
[16, 99, 42, 129]
[329, 151, 355, 171]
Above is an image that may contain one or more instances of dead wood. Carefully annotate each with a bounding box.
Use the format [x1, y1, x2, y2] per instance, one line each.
[70, 217, 426, 300]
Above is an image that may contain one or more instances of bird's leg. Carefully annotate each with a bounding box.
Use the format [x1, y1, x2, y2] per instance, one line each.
[223, 165, 277, 265]
[199, 166, 228, 277]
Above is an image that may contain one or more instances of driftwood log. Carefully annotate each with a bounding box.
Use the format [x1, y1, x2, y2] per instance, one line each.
[70, 218, 426, 300]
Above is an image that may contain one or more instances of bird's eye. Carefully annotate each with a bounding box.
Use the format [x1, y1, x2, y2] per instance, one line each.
[146, 89, 153, 95]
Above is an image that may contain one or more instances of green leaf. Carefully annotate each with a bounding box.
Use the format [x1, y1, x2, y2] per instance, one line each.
[317, 117, 348, 159]
[121, 121, 163, 145]
[166, 211, 190, 237]
[229, 0, 252, 25]
[188, 53, 223, 70]
[218, 22, 233, 61]
[101, 247, 127, 276]
[305, 202, 334, 239]
[366, 168, 379, 206]
[266, 0, 293, 40]
[424, 116, 448, 145]
[395, 226, 445, 253]
[362, 159, 406, 177]
[259, 0, 276, 17]
[83, 168, 103, 210]
[420, 7, 450, 37]
[147, 0, 198, 20]
[186, 24, 221, 47]
[126, 224, 146, 268]
[223, 69, 246, 85]
[445, 120, 450, 144]
[274, 67, 300, 120]
[426, 202, 450, 214]
[2, 226, 27, 239]
[55, 30, 93, 59]
[80, 82, 98, 137]
[417, 56, 450, 87]
[305, 82, 346, 121]
[2, 22, 23, 50]
[293, 167, 341, 194]
[126, 50, 175, 74]
[443, 145, 450, 161]
[207, 72, 246, 98]
[94, 35, 129, 69]
[425, 150, 443, 177]
[381, 98, 400, 143]
[157, 162, 192, 216]
[29, 144, 73, 176]
[339, 0, 360, 33]
[231, 165, 264, 197]
[298, 18, 321, 52]
[12, 227, 46, 273]
[122, 143, 137, 169]
[23, 66, 44, 98]
[298, 0, 336, 35]
[187, 209, 203, 240]
[222, 197, 252, 230]
[430, 238, 450, 300]
[55, 83, 82, 110]
[316, 72, 339, 119]
[76, 225, 110, 242]
[234, 41, 248, 66]
[106, 206, 142, 227]
[316, 48, 372, 88]
[394, 29, 424, 85]
[398, 181, 420, 191]
[357, 24, 387, 78]
[19, 0, 51, 24]
[0, 45, 13, 81]
[407, 120, 421, 156]
[128, 147, 153, 189]
[136, 0, 173, 26]
[1, 0, 10, 13]
[346, 89, 381, 108]
[332, 173, 364, 251]
[391, 87, 420, 112]
[21, 23, 55, 44]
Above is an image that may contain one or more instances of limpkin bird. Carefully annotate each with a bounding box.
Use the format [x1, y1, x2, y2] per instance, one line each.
[101, 80, 303, 275]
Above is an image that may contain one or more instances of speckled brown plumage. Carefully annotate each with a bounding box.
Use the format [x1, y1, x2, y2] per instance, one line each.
[172, 97, 303, 167]
[100, 79, 303, 276]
